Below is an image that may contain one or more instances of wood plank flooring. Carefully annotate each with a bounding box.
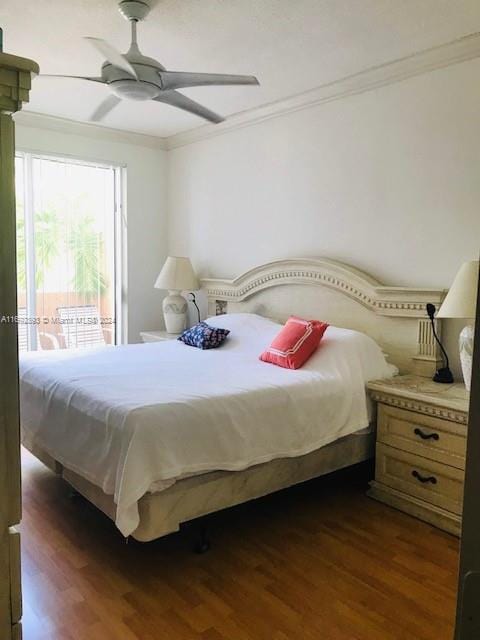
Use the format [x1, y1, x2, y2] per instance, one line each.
[21, 449, 459, 639]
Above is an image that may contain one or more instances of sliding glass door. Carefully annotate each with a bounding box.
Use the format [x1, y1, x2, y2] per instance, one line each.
[15, 152, 125, 351]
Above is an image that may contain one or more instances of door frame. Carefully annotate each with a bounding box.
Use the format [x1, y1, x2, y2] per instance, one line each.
[455, 259, 480, 638]
[0, 44, 39, 640]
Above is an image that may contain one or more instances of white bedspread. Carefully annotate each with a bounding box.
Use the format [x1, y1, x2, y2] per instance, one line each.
[19, 313, 396, 536]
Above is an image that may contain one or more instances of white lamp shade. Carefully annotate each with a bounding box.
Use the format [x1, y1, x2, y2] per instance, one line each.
[154, 256, 199, 291]
[437, 260, 479, 319]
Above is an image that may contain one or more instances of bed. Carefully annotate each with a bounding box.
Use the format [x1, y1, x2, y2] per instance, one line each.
[19, 258, 445, 541]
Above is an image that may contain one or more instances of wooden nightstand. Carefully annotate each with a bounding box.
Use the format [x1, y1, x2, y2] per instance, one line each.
[140, 330, 180, 343]
[367, 374, 469, 536]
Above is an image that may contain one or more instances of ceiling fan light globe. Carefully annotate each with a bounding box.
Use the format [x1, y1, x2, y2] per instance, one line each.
[111, 80, 159, 101]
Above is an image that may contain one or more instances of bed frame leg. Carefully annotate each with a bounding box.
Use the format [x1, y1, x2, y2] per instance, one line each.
[193, 526, 211, 554]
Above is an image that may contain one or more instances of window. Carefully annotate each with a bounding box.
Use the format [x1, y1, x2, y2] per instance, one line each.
[15, 152, 125, 351]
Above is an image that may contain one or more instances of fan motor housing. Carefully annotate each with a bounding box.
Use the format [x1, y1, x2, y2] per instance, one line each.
[110, 79, 159, 100]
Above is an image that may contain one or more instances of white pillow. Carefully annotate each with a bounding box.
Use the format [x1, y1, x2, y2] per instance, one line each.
[204, 313, 281, 352]
[205, 312, 281, 333]
[307, 325, 398, 380]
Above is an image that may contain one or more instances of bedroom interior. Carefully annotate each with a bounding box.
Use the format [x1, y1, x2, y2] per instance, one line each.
[0, 1, 480, 639]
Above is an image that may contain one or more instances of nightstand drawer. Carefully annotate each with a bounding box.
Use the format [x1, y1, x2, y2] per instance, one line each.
[376, 443, 464, 515]
[377, 404, 466, 470]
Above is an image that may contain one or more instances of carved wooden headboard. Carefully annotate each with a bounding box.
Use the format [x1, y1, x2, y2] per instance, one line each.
[201, 258, 446, 375]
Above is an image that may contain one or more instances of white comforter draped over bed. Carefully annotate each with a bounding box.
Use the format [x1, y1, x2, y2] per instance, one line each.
[19, 313, 396, 536]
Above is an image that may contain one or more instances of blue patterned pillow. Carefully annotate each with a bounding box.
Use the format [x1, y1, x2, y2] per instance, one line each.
[177, 322, 230, 349]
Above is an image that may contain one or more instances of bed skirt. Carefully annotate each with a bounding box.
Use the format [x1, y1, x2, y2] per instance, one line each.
[25, 429, 374, 542]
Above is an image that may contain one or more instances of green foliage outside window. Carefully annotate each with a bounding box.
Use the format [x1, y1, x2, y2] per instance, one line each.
[16, 210, 107, 299]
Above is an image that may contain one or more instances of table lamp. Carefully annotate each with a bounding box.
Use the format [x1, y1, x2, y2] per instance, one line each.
[154, 256, 199, 334]
[437, 260, 479, 392]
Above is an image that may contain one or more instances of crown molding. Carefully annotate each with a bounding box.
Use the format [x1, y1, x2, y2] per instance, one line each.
[13, 110, 168, 150]
[167, 32, 480, 150]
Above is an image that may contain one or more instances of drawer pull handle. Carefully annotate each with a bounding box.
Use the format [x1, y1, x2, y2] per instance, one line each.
[414, 427, 439, 441]
[412, 470, 437, 485]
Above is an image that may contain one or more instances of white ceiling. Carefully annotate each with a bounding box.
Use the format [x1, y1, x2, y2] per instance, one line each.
[2, 0, 480, 138]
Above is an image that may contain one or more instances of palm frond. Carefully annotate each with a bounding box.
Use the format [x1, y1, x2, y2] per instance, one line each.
[69, 216, 107, 299]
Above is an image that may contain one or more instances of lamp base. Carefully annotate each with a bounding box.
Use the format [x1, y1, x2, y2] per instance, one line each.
[459, 324, 474, 392]
[163, 291, 187, 334]
[433, 366, 454, 384]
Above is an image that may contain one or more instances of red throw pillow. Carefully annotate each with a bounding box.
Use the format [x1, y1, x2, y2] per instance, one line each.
[259, 316, 329, 369]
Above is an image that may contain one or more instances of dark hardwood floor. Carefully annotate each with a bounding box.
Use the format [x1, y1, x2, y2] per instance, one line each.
[21, 448, 459, 639]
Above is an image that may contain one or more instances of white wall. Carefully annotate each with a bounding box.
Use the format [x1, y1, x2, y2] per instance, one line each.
[167, 58, 480, 378]
[14, 122, 168, 343]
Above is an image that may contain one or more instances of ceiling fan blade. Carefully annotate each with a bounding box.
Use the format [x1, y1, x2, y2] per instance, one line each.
[158, 71, 259, 91]
[90, 95, 122, 122]
[40, 74, 106, 83]
[84, 37, 138, 79]
[154, 90, 224, 124]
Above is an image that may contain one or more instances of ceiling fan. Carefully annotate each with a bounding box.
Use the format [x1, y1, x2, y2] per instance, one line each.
[41, 0, 259, 124]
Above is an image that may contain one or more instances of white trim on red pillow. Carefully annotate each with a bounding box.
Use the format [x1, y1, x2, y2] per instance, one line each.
[266, 318, 313, 356]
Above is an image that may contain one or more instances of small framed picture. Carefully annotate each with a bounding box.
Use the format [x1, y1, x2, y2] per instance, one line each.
[215, 300, 228, 316]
